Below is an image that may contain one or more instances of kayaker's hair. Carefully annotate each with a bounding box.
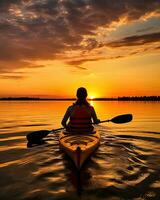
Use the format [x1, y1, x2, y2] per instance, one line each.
[75, 87, 89, 105]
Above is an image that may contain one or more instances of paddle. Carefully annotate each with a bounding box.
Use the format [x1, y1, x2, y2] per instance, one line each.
[99, 113, 133, 124]
[26, 114, 133, 143]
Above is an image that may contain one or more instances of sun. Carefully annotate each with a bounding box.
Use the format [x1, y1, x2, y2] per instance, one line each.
[88, 95, 95, 100]
[88, 91, 99, 100]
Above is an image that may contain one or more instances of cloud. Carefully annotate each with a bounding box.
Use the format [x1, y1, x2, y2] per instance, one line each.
[0, 0, 22, 12]
[0, 59, 46, 75]
[64, 31, 160, 65]
[154, 46, 160, 50]
[0, 0, 160, 75]
[0, 75, 26, 79]
[107, 32, 160, 47]
[136, 26, 156, 33]
[66, 56, 105, 66]
[73, 66, 87, 70]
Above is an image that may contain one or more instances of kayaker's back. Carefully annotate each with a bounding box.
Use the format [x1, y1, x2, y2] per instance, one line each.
[67, 104, 94, 133]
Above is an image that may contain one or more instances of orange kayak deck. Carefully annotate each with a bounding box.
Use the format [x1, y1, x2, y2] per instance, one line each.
[59, 131, 100, 169]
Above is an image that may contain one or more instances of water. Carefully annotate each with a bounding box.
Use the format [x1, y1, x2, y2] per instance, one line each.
[0, 101, 160, 200]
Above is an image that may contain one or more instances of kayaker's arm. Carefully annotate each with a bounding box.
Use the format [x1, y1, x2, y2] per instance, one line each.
[61, 106, 73, 128]
[91, 107, 100, 124]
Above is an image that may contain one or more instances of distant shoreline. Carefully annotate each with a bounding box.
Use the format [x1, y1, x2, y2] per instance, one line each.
[0, 96, 159, 101]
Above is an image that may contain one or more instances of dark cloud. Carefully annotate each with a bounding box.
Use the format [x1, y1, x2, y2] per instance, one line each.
[107, 32, 160, 47]
[74, 66, 87, 70]
[154, 46, 160, 50]
[66, 56, 104, 66]
[29, 0, 59, 15]
[0, 0, 160, 74]
[0, 59, 46, 75]
[0, 0, 22, 12]
[65, 31, 160, 65]
[0, 75, 26, 79]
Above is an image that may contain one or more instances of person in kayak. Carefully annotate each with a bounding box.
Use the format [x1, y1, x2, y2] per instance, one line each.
[61, 87, 100, 132]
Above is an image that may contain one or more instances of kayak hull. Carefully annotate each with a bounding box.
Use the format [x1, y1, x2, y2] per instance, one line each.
[59, 130, 100, 169]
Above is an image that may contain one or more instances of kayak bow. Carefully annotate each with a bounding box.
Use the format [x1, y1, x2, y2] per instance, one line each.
[59, 131, 100, 169]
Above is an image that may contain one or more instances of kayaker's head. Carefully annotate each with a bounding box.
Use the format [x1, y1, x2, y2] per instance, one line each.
[76, 87, 89, 105]
[76, 87, 87, 99]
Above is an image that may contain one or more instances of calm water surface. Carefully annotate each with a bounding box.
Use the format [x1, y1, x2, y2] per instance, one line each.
[0, 101, 160, 200]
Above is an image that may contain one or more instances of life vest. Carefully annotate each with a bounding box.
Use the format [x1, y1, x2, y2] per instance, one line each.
[68, 104, 93, 132]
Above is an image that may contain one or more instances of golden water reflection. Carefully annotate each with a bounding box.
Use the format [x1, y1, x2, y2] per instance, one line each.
[0, 101, 160, 199]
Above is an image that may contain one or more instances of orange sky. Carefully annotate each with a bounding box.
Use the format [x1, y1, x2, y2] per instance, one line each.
[0, 1, 160, 98]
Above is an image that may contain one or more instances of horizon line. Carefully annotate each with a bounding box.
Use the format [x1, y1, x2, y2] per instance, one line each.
[0, 96, 159, 101]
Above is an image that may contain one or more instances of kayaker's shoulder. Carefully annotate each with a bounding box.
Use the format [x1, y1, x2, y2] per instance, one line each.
[88, 104, 94, 110]
[67, 104, 76, 111]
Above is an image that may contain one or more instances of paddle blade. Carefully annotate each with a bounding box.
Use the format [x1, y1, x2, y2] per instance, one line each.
[26, 130, 50, 143]
[110, 114, 133, 124]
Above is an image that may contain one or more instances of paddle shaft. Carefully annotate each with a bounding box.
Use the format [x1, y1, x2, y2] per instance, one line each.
[51, 119, 116, 132]
[51, 127, 64, 132]
[27, 114, 132, 142]
[51, 114, 132, 132]
[99, 120, 110, 123]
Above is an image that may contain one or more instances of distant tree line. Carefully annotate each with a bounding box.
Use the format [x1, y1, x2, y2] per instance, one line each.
[0, 97, 75, 101]
[0, 97, 41, 100]
[93, 96, 160, 101]
[0, 96, 159, 101]
[117, 96, 160, 101]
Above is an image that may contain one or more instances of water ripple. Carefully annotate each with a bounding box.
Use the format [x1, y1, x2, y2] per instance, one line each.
[0, 102, 160, 200]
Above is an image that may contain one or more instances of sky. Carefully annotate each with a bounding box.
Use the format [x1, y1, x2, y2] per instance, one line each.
[0, 0, 160, 98]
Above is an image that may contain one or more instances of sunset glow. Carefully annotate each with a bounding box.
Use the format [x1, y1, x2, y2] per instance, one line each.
[89, 96, 95, 100]
[0, 1, 160, 98]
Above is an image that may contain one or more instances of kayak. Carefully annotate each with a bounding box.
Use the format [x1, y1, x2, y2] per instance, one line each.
[59, 130, 100, 169]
